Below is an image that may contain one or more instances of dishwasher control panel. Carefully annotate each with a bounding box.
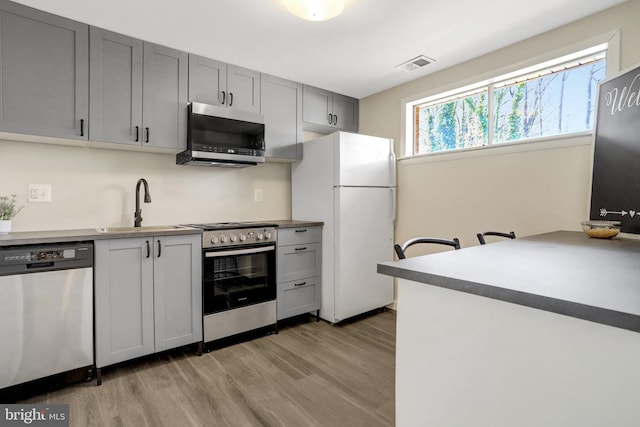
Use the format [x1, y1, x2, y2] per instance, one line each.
[0, 242, 93, 275]
[2, 248, 78, 262]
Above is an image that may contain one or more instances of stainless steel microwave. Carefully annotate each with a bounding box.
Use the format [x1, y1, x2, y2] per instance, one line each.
[177, 102, 266, 168]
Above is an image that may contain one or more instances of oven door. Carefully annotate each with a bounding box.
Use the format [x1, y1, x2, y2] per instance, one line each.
[203, 243, 276, 314]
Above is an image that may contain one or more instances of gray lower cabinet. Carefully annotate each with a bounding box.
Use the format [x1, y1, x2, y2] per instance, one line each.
[189, 55, 261, 114]
[95, 234, 202, 370]
[302, 85, 358, 133]
[261, 74, 303, 161]
[90, 27, 188, 150]
[0, 0, 88, 140]
[276, 227, 322, 320]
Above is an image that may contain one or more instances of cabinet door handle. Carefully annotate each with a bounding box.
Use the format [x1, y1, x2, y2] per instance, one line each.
[295, 247, 307, 251]
[145, 127, 150, 143]
[294, 229, 308, 233]
[157, 240, 161, 258]
[333, 115, 338, 125]
[229, 92, 233, 107]
[221, 91, 226, 105]
[135, 126, 140, 142]
[294, 282, 307, 287]
[146, 240, 150, 258]
[80, 119, 85, 136]
[328, 114, 333, 125]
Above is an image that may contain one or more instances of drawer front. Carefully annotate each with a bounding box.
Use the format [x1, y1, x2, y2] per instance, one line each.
[277, 242, 321, 282]
[278, 226, 322, 246]
[277, 276, 320, 320]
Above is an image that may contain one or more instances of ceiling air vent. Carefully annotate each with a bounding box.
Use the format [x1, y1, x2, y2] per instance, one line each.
[396, 55, 435, 72]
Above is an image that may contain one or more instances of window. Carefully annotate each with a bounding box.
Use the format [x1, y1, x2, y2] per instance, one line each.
[415, 88, 488, 153]
[410, 45, 607, 156]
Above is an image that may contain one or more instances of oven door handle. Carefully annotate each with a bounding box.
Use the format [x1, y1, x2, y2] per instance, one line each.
[205, 245, 275, 258]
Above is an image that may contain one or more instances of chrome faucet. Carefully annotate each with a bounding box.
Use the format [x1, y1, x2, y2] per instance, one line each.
[134, 178, 152, 227]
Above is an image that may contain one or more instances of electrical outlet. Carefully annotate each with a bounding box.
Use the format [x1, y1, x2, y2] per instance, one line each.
[28, 184, 52, 203]
[254, 188, 264, 202]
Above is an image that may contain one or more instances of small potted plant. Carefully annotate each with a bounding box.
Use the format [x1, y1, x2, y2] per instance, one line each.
[0, 194, 23, 234]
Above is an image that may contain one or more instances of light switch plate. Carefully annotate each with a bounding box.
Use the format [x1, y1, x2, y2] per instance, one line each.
[28, 184, 52, 203]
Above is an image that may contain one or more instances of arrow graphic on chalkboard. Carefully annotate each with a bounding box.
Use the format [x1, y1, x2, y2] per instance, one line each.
[600, 208, 628, 217]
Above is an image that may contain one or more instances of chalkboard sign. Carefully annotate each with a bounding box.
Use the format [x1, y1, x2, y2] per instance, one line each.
[590, 62, 640, 234]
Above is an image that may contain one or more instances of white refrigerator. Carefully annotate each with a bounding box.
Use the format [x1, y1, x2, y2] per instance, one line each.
[292, 131, 396, 323]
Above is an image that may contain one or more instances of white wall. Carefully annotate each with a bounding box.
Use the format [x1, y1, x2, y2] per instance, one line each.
[359, 0, 640, 253]
[0, 139, 291, 231]
[396, 279, 640, 426]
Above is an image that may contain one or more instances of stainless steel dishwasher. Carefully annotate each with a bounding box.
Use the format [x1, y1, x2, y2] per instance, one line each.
[0, 242, 94, 389]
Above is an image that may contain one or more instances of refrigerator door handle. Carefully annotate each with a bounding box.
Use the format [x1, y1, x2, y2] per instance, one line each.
[390, 187, 397, 223]
[389, 139, 397, 185]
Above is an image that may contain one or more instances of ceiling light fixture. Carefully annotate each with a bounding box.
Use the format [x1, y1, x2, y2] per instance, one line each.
[284, 0, 345, 22]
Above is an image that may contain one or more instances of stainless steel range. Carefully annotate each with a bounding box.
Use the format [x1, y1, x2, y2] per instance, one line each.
[183, 222, 277, 344]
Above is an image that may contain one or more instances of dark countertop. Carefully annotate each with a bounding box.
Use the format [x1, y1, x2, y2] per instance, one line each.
[378, 230, 640, 333]
[270, 220, 324, 228]
[0, 220, 323, 246]
[0, 226, 203, 247]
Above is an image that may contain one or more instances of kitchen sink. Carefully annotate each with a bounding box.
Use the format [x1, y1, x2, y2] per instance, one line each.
[95, 225, 186, 234]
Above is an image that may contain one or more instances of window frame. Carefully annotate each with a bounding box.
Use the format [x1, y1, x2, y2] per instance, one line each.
[401, 31, 621, 161]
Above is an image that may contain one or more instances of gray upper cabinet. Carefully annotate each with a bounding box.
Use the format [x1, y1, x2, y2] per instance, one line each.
[90, 28, 188, 150]
[0, 0, 335, 156]
[143, 43, 188, 149]
[303, 85, 358, 133]
[89, 28, 143, 145]
[261, 74, 303, 161]
[332, 93, 359, 132]
[188, 56, 225, 107]
[0, 0, 88, 140]
[189, 54, 261, 114]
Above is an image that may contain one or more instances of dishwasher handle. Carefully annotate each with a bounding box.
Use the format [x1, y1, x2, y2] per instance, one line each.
[26, 261, 55, 270]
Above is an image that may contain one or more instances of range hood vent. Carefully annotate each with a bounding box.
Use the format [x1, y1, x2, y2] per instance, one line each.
[176, 150, 262, 168]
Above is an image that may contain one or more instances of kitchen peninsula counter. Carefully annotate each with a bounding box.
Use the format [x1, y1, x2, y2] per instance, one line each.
[378, 230, 640, 332]
[378, 231, 640, 426]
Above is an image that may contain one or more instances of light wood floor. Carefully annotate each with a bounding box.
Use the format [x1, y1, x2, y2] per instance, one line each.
[20, 310, 396, 427]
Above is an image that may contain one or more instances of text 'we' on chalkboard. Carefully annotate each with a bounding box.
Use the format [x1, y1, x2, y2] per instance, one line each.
[590, 62, 640, 234]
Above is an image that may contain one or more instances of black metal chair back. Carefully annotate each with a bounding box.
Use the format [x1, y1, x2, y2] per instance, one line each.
[394, 237, 461, 259]
[476, 231, 516, 245]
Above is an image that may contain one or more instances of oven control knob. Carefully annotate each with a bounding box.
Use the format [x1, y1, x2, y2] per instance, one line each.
[265, 232, 272, 239]
[257, 233, 264, 240]
[220, 236, 228, 243]
[211, 236, 219, 244]
[239, 234, 247, 242]
[230, 235, 238, 242]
